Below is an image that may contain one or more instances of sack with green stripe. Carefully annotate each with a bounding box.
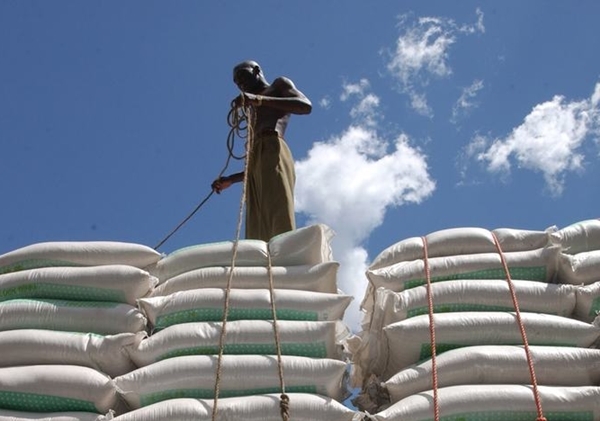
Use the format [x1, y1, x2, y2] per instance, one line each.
[0, 299, 147, 335]
[108, 393, 361, 421]
[353, 312, 600, 384]
[0, 241, 162, 275]
[366, 279, 577, 334]
[151, 262, 339, 296]
[138, 288, 351, 330]
[384, 345, 600, 405]
[575, 281, 600, 322]
[0, 409, 110, 421]
[0, 365, 119, 414]
[362, 246, 560, 312]
[373, 385, 600, 421]
[113, 355, 348, 409]
[559, 249, 600, 285]
[370, 226, 552, 270]
[127, 320, 345, 367]
[0, 265, 157, 305]
[0, 329, 142, 378]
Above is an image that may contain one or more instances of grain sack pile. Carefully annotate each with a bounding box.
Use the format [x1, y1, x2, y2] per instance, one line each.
[350, 220, 600, 420]
[111, 224, 361, 420]
[0, 241, 162, 419]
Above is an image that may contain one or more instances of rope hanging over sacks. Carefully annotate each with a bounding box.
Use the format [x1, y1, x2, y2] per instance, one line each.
[491, 232, 547, 421]
[421, 237, 440, 421]
[211, 97, 290, 421]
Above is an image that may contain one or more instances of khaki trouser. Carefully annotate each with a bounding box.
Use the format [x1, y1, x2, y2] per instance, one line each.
[245, 133, 296, 241]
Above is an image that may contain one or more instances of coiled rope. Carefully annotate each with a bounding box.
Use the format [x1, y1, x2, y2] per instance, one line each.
[491, 232, 546, 421]
[211, 97, 289, 421]
[153, 100, 248, 251]
[421, 236, 440, 421]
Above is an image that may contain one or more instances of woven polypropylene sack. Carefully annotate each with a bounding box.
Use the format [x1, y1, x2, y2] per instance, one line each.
[369, 227, 552, 270]
[114, 355, 348, 409]
[0, 329, 142, 377]
[373, 385, 600, 421]
[551, 219, 600, 255]
[0, 299, 147, 335]
[0, 265, 157, 305]
[354, 311, 600, 382]
[0, 410, 109, 421]
[0, 242, 161, 275]
[384, 345, 600, 403]
[139, 288, 351, 330]
[362, 246, 560, 312]
[365, 279, 577, 333]
[0, 365, 117, 414]
[575, 281, 600, 322]
[151, 262, 339, 296]
[558, 250, 600, 285]
[109, 394, 361, 421]
[127, 320, 343, 366]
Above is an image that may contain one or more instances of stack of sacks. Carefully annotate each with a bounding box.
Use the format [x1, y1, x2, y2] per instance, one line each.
[350, 224, 600, 419]
[0, 241, 161, 419]
[554, 219, 600, 321]
[114, 224, 359, 420]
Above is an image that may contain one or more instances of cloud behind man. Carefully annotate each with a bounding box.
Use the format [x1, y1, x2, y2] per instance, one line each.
[296, 80, 435, 330]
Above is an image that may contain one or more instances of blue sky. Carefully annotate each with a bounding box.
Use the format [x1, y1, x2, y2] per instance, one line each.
[2, 1, 600, 329]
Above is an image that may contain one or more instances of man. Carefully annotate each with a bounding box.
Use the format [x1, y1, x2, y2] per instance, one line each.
[211, 60, 312, 241]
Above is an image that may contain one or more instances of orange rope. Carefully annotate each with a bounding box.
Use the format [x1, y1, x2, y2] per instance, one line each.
[491, 232, 546, 421]
[421, 236, 440, 421]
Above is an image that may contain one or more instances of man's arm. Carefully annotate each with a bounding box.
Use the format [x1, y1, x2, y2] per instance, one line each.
[211, 172, 244, 194]
[239, 77, 312, 115]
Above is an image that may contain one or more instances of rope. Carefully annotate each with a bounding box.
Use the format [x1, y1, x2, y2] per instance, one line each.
[153, 99, 248, 251]
[421, 237, 440, 421]
[491, 232, 547, 421]
[211, 97, 253, 421]
[266, 247, 290, 421]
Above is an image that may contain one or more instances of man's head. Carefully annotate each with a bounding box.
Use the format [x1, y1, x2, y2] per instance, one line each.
[233, 60, 267, 93]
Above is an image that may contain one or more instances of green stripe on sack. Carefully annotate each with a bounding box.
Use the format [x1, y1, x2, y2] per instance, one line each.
[407, 304, 516, 318]
[404, 266, 547, 290]
[589, 297, 600, 317]
[155, 308, 318, 329]
[0, 259, 85, 275]
[0, 298, 120, 308]
[429, 410, 592, 421]
[0, 283, 125, 303]
[158, 342, 328, 361]
[0, 391, 97, 413]
[140, 385, 317, 407]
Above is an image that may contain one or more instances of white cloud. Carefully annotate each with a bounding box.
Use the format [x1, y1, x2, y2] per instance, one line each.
[465, 82, 600, 195]
[296, 81, 436, 330]
[319, 96, 331, 109]
[386, 9, 484, 116]
[452, 79, 484, 122]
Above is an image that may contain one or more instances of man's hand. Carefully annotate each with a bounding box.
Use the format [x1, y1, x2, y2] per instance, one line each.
[233, 93, 261, 108]
[211, 177, 233, 194]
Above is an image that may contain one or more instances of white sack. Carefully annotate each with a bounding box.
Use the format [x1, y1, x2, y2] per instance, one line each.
[354, 312, 600, 382]
[0, 410, 109, 421]
[551, 219, 600, 254]
[0, 299, 147, 335]
[114, 355, 348, 409]
[385, 345, 600, 403]
[370, 227, 552, 270]
[0, 365, 117, 414]
[373, 385, 600, 421]
[366, 280, 577, 333]
[148, 224, 334, 282]
[109, 394, 360, 421]
[558, 250, 600, 285]
[0, 265, 157, 305]
[363, 246, 560, 311]
[0, 242, 161, 275]
[575, 281, 600, 322]
[0, 330, 142, 377]
[139, 288, 351, 330]
[127, 320, 343, 366]
[151, 262, 339, 296]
